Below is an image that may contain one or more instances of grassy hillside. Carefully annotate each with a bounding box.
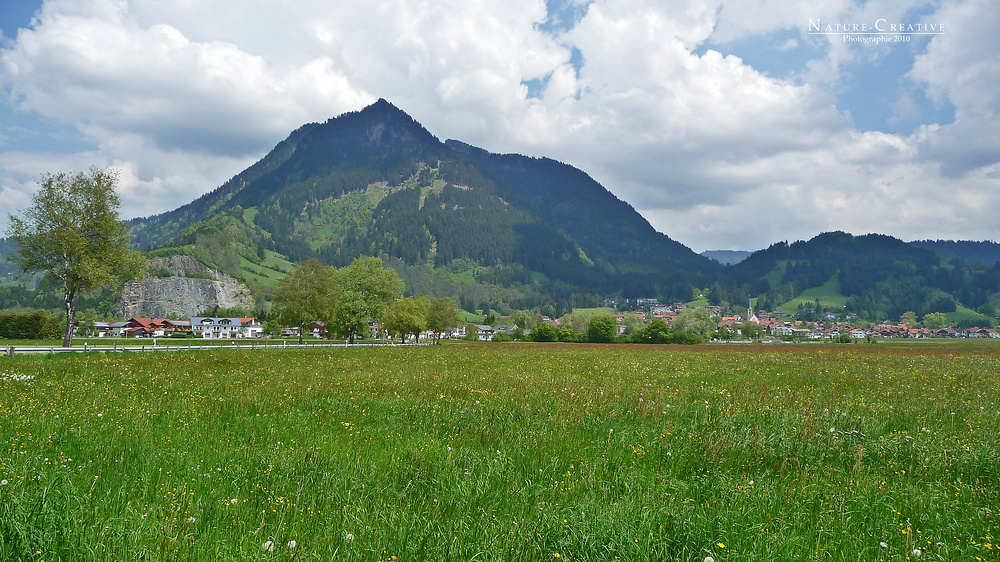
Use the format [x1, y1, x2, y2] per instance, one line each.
[776, 274, 849, 314]
[1, 344, 997, 559]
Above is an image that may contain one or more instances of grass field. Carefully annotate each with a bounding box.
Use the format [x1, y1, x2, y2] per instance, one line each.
[1, 343, 998, 560]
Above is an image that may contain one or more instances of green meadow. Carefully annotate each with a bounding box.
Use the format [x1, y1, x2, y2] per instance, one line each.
[1, 343, 998, 561]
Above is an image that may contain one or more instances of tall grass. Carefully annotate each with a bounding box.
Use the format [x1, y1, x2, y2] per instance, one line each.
[1, 343, 998, 560]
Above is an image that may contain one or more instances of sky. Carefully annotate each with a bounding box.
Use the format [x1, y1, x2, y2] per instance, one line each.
[1, 0, 998, 253]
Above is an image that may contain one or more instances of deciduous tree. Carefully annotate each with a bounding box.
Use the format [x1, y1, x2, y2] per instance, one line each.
[587, 314, 618, 343]
[332, 257, 404, 343]
[922, 312, 948, 330]
[271, 259, 339, 344]
[383, 296, 429, 342]
[426, 297, 460, 343]
[5, 168, 144, 347]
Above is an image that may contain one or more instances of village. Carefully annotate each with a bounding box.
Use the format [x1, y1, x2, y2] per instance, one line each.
[79, 302, 1000, 343]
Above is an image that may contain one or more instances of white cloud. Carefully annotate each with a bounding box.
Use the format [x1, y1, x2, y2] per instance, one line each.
[1, 0, 998, 252]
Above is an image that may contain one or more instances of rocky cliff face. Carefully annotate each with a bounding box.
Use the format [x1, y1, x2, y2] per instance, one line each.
[116, 255, 255, 318]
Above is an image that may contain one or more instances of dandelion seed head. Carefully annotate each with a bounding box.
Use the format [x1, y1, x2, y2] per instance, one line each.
[912, 548, 922, 557]
[287, 540, 297, 548]
[262, 540, 274, 551]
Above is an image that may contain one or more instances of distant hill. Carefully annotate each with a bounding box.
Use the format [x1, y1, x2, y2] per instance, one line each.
[717, 232, 1000, 322]
[701, 250, 752, 265]
[128, 99, 719, 309]
[910, 240, 1000, 265]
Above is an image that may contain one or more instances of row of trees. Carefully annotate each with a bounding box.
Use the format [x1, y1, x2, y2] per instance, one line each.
[503, 316, 700, 345]
[271, 256, 461, 344]
[272, 257, 404, 344]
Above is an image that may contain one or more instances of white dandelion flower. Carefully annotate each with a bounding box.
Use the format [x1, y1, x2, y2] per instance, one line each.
[262, 540, 275, 551]
[287, 540, 297, 549]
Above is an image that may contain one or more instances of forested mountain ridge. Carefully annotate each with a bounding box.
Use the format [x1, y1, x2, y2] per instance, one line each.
[711, 231, 1000, 322]
[909, 240, 1000, 265]
[128, 99, 719, 307]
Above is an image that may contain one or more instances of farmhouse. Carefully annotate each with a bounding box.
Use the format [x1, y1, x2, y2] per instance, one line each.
[190, 317, 262, 339]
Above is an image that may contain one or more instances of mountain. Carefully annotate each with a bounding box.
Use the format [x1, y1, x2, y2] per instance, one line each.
[909, 240, 1000, 265]
[717, 231, 1000, 322]
[130, 99, 719, 307]
[701, 250, 753, 265]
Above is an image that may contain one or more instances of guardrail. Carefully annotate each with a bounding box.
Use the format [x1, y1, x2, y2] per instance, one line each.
[3, 340, 430, 356]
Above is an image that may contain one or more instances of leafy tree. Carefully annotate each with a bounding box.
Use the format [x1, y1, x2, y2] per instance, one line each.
[587, 314, 618, 343]
[271, 259, 339, 344]
[977, 302, 998, 318]
[922, 312, 948, 330]
[630, 319, 673, 344]
[738, 321, 765, 340]
[426, 297, 460, 343]
[531, 322, 558, 342]
[383, 296, 429, 342]
[75, 308, 99, 338]
[332, 257, 405, 343]
[262, 320, 282, 338]
[900, 311, 918, 328]
[673, 307, 717, 336]
[509, 310, 537, 329]
[463, 323, 481, 341]
[5, 168, 145, 346]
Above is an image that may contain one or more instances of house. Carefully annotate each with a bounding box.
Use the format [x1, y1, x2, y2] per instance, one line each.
[91, 321, 115, 337]
[108, 321, 130, 337]
[309, 321, 327, 338]
[474, 324, 494, 341]
[772, 326, 795, 337]
[190, 317, 262, 339]
[164, 319, 192, 334]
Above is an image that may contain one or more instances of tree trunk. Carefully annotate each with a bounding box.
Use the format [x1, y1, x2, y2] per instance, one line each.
[348, 326, 356, 345]
[63, 288, 75, 348]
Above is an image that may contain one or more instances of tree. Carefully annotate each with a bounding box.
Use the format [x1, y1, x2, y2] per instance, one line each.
[922, 312, 948, 330]
[271, 259, 339, 344]
[631, 319, 673, 344]
[426, 297, 460, 343]
[332, 257, 405, 343]
[587, 314, 618, 343]
[262, 319, 282, 338]
[530, 321, 558, 342]
[673, 307, 717, 336]
[738, 321, 764, 340]
[382, 296, 429, 342]
[900, 311, 918, 328]
[5, 168, 145, 347]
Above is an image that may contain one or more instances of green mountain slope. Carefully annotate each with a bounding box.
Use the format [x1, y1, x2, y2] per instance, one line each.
[723, 232, 1000, 322]
[129, 99, 719, 306]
